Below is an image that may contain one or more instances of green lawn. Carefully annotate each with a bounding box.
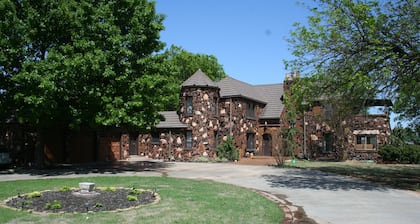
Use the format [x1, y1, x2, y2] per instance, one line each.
[284, 160, 420, 191]
[0, 176, 283, 224]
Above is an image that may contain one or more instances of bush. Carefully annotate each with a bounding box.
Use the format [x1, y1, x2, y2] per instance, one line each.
[28, 191, 42, 198]
[379, 144, 420, 164]
[217, 136, 239, 161]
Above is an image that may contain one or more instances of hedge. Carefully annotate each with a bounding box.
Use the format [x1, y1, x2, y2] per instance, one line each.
[379, 144, 420, 164]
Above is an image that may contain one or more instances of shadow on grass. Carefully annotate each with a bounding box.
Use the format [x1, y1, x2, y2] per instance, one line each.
[263, 168, 388, 191]
[313, 165, 420, 191]
[2, 160, 170, 177]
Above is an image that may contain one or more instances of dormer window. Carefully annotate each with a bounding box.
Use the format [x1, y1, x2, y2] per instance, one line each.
[186, 96, 193, 115]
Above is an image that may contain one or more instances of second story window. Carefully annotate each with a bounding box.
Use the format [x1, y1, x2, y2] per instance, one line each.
[247, 102, 255, 118]
[186, 96, 193, 115]
[212, 97, 218, 115]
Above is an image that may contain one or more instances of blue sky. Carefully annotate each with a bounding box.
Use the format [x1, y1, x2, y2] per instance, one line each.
[155, 0, 312, 85]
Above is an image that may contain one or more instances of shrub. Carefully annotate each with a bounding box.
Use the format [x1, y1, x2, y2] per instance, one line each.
[45, 200, 62, 210]
[129, 189, 142, 195]
[28, 191, 42, 198]
[59, 186, 71, 192]
[379, 144, 420, 164]
[104, 187, 116, 192]
[217, 136, 239, 161]
[126, 195, 138, 201]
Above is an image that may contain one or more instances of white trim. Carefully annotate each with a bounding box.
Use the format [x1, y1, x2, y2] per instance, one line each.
[353, 130, 380, 135]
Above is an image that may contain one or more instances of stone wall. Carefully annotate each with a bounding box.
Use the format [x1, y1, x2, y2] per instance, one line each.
[179, 86, 220, 159]
[218, 98, 262, 157]
[300, 107, 391, 161]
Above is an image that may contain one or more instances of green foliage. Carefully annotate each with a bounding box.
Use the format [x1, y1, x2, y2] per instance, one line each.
[390, 126, 420, 145]
[28, 191, 42, 198]
[59, 186, 71, 193]
[128, 189, 142, 196]
[379, 145, 420, 164]
[103, 187, 116, 192]
[286, 0, 420, 126]
[193, 156, 209, 162]
[95, 202, 104, 208]
[126, 195, 138, 201]
[0, 0, 168, 130]
[217, 136, 239, 161]
[45, 200, 62, 210]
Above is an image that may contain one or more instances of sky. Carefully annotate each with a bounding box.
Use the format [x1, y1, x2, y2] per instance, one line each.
[155, 0, 313, 85]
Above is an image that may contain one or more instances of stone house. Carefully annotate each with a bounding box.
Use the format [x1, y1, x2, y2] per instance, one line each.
[0, 70, 392, 165]
[119, 70, 392, 161]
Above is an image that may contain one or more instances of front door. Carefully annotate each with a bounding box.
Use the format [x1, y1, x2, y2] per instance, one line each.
[129, 135, 138, 155]
[262, 134, 272, 156]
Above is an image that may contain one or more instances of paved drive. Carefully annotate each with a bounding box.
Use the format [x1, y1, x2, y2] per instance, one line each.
[1, 162, 420, 224]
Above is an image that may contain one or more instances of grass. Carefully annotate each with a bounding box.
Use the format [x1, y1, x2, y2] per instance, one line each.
[283, 160, 420, 191]
[0, 176, 283, 224]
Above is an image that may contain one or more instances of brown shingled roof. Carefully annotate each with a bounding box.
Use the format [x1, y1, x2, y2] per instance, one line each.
[217, 76, 266, 104]
[254, 84, 284, 119]
[181, 69, 218, 88]
[156, 111, 187, 129]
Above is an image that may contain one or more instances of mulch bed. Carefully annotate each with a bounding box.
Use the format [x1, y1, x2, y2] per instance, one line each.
[5, 188, 158, 213]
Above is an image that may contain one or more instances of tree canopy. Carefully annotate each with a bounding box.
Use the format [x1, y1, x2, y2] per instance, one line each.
[0, 0, 171, 131]
[286, 0, 419, 127]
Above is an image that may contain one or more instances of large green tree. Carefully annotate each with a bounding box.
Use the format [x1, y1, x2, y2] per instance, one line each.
[286, 0, 419, 127]
[0, 0, 170, 130]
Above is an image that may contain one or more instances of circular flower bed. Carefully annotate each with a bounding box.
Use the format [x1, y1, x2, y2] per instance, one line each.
[4, 188, 159, 213]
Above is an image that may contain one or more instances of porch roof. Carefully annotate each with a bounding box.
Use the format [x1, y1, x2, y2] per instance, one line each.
[156, 111, 187, 129]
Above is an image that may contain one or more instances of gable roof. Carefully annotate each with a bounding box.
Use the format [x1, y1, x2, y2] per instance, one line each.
[156, 111, 187, 129]
[254, 84, 284, 119]
[217, 76, 266, 104]
[181, 69, 218, 88]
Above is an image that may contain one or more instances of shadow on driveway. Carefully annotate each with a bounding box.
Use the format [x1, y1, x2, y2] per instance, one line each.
[263, 168, 388, 191]
[2, 160, 169, 177]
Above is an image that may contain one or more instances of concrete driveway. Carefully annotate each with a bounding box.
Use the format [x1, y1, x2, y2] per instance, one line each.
[1, 161, 419, 224]
[163, 162, 420, 224]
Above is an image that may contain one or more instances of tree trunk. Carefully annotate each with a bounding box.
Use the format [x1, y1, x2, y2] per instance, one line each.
[34, 128, 45, 168]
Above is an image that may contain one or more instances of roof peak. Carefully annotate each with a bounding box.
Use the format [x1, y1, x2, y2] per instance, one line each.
[181, 69, 218, 88]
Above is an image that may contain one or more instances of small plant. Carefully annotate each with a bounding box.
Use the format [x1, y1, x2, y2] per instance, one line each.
[23, 200, 32, 206]
[59, 186, 71, 192]
[95, 202, 104, 207]
[126, 195, 138, 201]
[45, 200, 62, 210]
[217, 136, 239, 161]
[104, 187, 116, 192]
[193, 156, 209, 162]
[28, 191, 42, 198]
[129, 188, 142, 195]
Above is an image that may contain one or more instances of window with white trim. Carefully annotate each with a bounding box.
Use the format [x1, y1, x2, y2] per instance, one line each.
[356, 135, 377, 150]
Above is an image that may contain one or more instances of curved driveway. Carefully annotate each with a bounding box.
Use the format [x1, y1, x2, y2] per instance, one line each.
[1, 162, 419, 224]
[163, 162, 420, 224]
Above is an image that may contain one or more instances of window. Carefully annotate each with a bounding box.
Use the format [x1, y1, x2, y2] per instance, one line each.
[246, 133, 255, 151]
[247, 102, 255, 118]
[186, 96, 193, 115]
[212, 97, 218, 115]
[356, 135, 377, 150]
[186, 131, 192, 150]
[213, 131, 218, 149]
[151, 133, 160, 144]
[322, 133, 333, 152]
